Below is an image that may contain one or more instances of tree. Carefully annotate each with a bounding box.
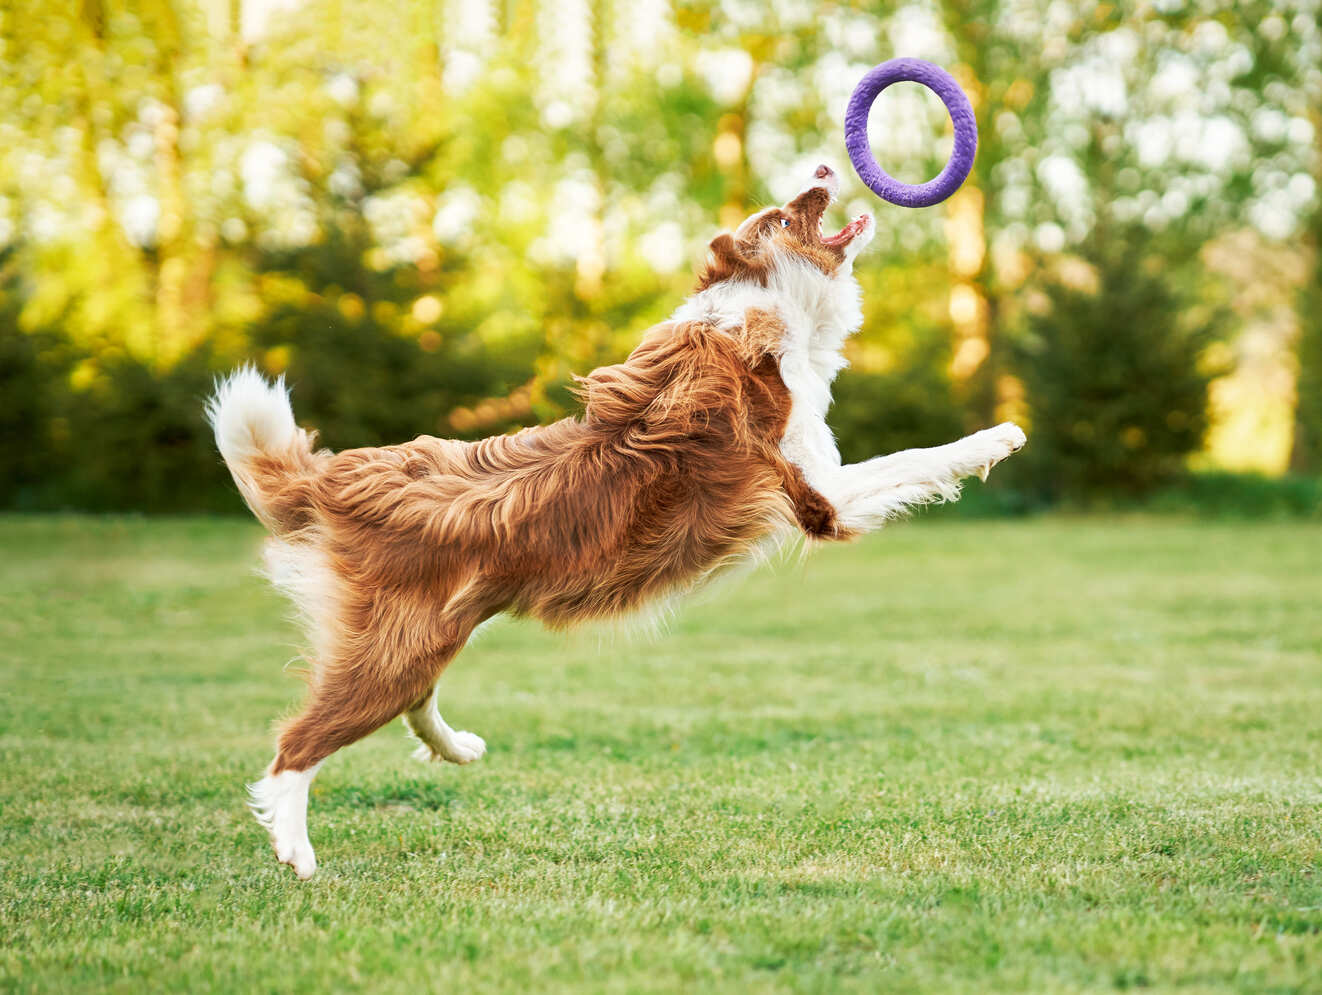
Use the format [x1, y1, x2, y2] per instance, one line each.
[0, 0, 1317, 511]
[1015, 231, 1224, 497]
[1293, 208, 1322, 471]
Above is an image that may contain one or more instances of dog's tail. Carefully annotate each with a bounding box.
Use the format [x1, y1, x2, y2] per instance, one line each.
[206, 366, 323, 534]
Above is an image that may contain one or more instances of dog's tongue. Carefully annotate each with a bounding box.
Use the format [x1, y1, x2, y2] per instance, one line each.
[822, 217, 867, 247]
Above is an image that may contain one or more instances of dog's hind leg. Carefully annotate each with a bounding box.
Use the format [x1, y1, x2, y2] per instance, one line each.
[405, 686, 487, 765]
[250, 638, 461, 879]
[248, 762, 322, 881]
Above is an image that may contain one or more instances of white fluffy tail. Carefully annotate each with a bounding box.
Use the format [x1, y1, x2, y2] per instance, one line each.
[205, 365, 298, 470]
[205, 365, 318, 532]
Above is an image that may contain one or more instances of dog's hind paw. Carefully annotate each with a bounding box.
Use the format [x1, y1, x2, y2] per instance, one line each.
[274, 836, 317, 880]
[249, 768, 320, 881]
[413, 730, 487, 766]
[444, 731, 487, 764]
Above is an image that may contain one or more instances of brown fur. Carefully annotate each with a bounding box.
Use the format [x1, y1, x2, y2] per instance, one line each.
[246, 311, 844, 774]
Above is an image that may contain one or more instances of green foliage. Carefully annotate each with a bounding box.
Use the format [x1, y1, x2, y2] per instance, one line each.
[249, 227, 544, 450]
[1297, 317, 1322, 472]
[0, 323, 66, 509]
[1292, 215, 1322, 473]
[54, 352, 239, 512]
[1014, 239, 1224, 498]
[3, 516, 1322, 991]
[931, 471, 1322, 521]
[1145, 470, 1322, 519]
[0, 0, 1318, 511]
[0, 340, 241, 513]
[0, 247, 233, 511]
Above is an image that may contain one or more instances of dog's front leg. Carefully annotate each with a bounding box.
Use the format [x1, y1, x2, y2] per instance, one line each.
[815, 423, 1026, 533]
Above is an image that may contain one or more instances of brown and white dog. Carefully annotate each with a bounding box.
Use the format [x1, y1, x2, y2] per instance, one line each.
[207, 163, 1025, 879]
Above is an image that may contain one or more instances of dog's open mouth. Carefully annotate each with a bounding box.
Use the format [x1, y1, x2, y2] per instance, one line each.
[820, 216, 869, 248]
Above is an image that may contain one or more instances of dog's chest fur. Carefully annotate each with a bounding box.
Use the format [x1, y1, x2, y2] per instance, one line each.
[672, 261, 864, 492]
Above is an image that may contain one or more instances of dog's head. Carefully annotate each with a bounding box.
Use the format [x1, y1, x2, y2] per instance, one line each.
[697, 164, 875, 291]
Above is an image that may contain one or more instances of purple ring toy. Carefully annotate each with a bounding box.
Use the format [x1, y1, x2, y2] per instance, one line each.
[844, 58, 978, 208]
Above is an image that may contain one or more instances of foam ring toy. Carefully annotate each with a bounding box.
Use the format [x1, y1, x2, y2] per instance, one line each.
[844, 57, 978, 208]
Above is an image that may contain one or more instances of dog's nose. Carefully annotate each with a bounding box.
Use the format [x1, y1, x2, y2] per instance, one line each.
[802, 163, 840, 199]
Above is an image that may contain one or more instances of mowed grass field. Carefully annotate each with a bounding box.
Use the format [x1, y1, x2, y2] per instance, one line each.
[1, 514, 1320, 993]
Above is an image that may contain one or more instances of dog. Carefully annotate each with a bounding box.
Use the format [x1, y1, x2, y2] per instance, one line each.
[207, 163, 1026, 879]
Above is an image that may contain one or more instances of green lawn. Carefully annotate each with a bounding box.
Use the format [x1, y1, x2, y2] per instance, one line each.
[1, 514, 1320, 993]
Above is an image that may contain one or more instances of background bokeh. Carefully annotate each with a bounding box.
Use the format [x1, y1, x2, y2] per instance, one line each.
[1, 0, 1319, 512]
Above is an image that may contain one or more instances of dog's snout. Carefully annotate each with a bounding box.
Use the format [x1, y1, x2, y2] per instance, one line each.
[802, 163, 840, 200]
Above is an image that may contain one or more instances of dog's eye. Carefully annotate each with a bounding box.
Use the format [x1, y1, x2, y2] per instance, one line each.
[780, 218, 791, 228]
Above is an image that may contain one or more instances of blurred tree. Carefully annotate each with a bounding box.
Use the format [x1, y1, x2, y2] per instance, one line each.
[969, 0, 1319, 481]
[1015, 229, 1225, 497]
[937, 0, 1069, 428]
[1293, 206, 1322, 472]
[829, 347, 966, 465]
[0, 0, 1318, 511]
[0, 246, 66, 508]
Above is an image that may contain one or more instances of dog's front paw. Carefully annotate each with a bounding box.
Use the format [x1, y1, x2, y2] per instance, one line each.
[970, 422, 1027, 481]
[989, 421, 1027, 454]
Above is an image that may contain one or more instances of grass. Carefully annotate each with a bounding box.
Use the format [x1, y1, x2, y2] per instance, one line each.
[1, 513, 1320, 993]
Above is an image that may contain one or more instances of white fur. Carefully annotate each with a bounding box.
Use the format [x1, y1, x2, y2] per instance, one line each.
[249, 763, 322, 880]
[205, 365, 307, 532]
[672, 278, 779, 330]
[205, 368, 345, 665]
[263, 535, 343, 664]
[205, 364, 297, 469]
[209, 367, 330, 881]
[821, 424, 1027, 531]
[675, 173, 873, 499]
[405, 689, 486, 764]
[770, 242, 1025, 528]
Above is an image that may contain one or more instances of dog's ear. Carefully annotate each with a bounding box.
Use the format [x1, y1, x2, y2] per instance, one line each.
[696, 233, 768, 291]
[708, 234, 742, 267]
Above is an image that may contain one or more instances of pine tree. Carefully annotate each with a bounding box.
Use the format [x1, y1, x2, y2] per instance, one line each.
[1015, 233, 1222, 497]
